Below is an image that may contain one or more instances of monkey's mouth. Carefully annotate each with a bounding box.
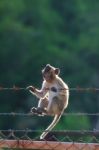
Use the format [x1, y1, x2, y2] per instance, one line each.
[43, 75, 50, 80]
[43, 74, 55, 82]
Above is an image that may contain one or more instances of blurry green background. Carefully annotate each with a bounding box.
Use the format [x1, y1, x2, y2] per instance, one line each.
[0, 0, 99, 133]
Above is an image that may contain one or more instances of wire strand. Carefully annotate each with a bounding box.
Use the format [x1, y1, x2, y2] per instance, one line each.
[0, 112, 99, 116]
[0, 129, 99, 136]
[0, 86, 99, 91]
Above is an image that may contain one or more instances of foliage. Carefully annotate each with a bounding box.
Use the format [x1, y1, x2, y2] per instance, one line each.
[0, 0, 99, 133]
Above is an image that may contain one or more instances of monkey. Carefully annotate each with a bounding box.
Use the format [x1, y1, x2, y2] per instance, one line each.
[27, 64, 69, 139]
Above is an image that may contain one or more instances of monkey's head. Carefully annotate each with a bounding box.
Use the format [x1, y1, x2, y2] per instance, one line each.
[42, 64, 60, 82]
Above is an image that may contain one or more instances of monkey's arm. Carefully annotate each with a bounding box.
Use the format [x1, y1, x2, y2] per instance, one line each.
[27, 81, 49, 98]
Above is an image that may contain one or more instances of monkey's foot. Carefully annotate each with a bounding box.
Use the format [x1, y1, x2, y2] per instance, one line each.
[36, 107, 45, 116]
[31, 107, 37, 114]
[31, 107, 44, 116]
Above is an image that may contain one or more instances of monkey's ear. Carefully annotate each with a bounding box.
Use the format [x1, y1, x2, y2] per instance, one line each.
[42, 69, 44, 74]
[55, 68, 60, 75]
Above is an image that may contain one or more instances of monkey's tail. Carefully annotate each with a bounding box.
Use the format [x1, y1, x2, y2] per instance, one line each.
[40, 113, 62, 140]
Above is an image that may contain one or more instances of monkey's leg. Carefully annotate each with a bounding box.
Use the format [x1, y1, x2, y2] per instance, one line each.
[31, 107, 46, 116]
[31, 97, 48, 115]
[37, 97, 48, 115]
[47, 96, 64, 115]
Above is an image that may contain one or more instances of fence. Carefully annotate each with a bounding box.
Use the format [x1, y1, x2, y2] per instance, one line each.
[0, 128, 99, 149]
[0, 87, 99, 149]
[0, 113, 99, 150]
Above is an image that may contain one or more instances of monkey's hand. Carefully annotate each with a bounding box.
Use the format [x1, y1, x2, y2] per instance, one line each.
[26, 86, 36, 93]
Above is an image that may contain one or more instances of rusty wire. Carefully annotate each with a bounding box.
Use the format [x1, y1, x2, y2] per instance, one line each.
[0, 112, 99, 117]
[0, 85, 99, 92]
[0, 129, 99, 136]
[0, 129, 99, 140]
[0, 85, 27, 91]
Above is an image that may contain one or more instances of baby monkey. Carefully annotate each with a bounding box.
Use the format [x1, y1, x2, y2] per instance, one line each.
[27, 64, 69, 139]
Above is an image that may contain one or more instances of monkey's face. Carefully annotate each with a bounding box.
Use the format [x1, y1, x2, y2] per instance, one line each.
[42, 64, 60, 82]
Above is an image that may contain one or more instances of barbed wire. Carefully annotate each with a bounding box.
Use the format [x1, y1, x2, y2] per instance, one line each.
[0, 112, 99, 117]
[0, 85, 99, 92]
[0, 86, 99, 149]
[0, 129, 99, 136]
[0, 86, 26, 91]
